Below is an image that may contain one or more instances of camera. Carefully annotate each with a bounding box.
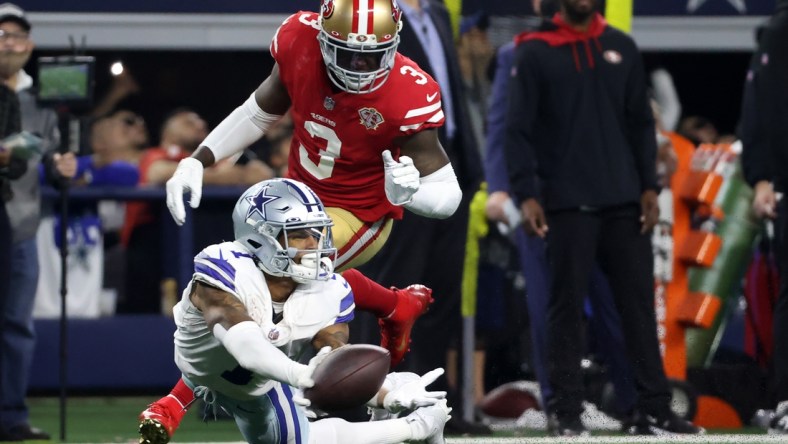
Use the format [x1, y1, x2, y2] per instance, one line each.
[36, 55, 95, 110]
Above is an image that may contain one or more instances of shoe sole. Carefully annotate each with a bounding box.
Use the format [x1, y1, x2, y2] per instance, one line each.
[139, 419, 171, 444]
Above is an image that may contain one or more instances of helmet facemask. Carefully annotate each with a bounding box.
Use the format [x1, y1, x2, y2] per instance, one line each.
[318, 30, 399, 94]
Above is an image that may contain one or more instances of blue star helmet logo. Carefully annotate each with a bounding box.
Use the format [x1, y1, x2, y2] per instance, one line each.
[245, 185, 281, 220]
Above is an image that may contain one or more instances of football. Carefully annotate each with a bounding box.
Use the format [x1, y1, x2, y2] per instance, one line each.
[478, 381, 542, 419]
[303, 344, 391, 412]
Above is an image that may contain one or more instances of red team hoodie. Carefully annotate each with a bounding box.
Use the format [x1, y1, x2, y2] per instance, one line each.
[504, 13, 658, 211]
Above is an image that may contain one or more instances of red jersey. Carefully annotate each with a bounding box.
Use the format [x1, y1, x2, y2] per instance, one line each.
[271, 12, 445, 222]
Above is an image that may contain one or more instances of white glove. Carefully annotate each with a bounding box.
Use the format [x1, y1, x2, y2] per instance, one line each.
[382, 149, 420, 206]
[293, 346, 331, 389]
[166, 157, 204, 226]
[292, 388, 328, 419]
[382, 368, 447, 413]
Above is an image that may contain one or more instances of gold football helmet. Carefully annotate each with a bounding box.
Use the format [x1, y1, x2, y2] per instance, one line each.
[318, 0, 403, 94]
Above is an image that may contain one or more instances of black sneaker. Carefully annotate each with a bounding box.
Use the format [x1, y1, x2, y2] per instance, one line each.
[0, 424, 51, 441]
[768, 402, 788, 434]
[623, 410, 704, 435]
[547, 412, 590, 437]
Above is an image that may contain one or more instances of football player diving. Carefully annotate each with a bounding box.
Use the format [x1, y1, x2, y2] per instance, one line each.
[159, 178, 451, 444]
[143, 1, 462, 443]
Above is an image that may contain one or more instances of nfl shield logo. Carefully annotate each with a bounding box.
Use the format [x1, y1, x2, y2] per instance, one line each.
[267, 328, 280, 341]
[359, 107, 384, 130]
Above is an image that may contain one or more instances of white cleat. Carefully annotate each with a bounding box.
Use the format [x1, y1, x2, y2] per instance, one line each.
[405, 399, 451, 444]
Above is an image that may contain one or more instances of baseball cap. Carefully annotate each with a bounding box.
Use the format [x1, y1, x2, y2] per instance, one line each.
[0, 3, 30, 31]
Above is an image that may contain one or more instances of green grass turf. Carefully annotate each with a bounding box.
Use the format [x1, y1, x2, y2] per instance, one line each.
[25, 396, 777, 444]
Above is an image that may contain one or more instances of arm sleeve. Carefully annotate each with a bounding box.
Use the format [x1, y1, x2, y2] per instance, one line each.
[624, 45, 658, 193]
[504, 44, 541, 204]
[483, 44, 514, 194]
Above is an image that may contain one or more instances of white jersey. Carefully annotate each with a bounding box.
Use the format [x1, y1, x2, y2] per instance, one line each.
[173, 241, 355, 400]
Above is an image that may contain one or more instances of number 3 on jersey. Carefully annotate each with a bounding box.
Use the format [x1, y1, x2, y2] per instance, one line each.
[299, 120, 342, 180]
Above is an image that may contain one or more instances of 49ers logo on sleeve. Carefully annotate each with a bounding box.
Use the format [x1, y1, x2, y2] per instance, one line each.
[321, 0, 335, 19]
[359, 107, 385, 130]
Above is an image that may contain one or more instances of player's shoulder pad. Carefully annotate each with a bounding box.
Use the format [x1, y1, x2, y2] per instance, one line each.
[388, 55, 444, 135]
[193, 242, 254, 295]
[270, 11, 321, 61]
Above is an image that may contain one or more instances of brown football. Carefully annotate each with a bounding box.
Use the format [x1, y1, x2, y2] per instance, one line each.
[303, 344, 391, 412]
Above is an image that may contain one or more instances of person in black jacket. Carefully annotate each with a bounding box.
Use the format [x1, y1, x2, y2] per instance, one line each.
[503, 0, 702, 436]
[740, 0, 788, 435]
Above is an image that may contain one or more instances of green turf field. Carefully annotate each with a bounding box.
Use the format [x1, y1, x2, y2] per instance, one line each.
[26, 397, 786, 444]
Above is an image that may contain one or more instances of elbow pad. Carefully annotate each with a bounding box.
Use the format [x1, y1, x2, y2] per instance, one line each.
[404, 163, 462, 219]
[201, 93, 282, 162]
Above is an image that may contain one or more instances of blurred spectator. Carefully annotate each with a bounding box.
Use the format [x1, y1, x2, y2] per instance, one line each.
[649, 66, 682, 133]
[739, 0, 788, 434]
[677, 115, 719, 145]
[120, 108, 273, 314]
[504, 0, 701, 436]
[0, 3, 76, 441]
[89, 69, 141, 120]
[33, 116, 140, 319]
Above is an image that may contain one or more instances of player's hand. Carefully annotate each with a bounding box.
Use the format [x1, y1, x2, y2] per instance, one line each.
[166, 157, 204, 226]
[292, 389, 328, 419]
[640, 189, 660, 234]
[753, 181, 777, 219]
[382, 368, 447, 413]
[294, 346, 331, 389]
[382, 149, 420, 205]
[521, 198, 548, 238]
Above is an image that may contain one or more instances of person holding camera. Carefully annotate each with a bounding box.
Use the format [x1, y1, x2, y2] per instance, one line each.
[0, 3, 77, 440]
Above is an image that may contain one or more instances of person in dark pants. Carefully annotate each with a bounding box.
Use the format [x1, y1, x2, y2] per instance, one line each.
[357, 0, 488, 435]
[739, 0, 788, 434]
[484, 0, 637, 418]
[503, 0, 702, 437]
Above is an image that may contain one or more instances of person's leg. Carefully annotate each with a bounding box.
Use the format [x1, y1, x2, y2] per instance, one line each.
[771, 200, 788, 413]
[2, 237, 39, 430]
[514, 229, 553, 405]
[586, 265, 637, 415]
[596, 207, 670, 416]
[544, 210, 599, 421]
[0, 205, 12, 434]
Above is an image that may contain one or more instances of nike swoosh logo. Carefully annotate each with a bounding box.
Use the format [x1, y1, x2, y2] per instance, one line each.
[426, 92, 438, 102]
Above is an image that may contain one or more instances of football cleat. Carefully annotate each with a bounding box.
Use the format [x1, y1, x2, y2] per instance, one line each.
[138, 396, 187, 444]
[379, 284, 434, 366]
[622, 409, 705, 435]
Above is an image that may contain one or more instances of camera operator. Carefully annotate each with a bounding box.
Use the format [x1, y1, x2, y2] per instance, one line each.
[0, 3, 76, 440]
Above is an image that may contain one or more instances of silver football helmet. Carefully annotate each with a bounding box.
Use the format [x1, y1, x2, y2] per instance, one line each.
[232, 178, 336, 283]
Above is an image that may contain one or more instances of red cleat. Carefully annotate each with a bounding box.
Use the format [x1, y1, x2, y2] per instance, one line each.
[138, 395, 187, 444]
[379, 284, 434, 367]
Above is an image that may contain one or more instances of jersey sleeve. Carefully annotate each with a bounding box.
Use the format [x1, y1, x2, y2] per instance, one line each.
[192, 244, 245, 297]
[393, 63, 445, 136]
[270, 11, 320, 69]
[333, 274, 355, 324]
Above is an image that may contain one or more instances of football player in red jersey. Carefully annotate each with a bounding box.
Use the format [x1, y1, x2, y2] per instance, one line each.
[141, 1, 462, 443]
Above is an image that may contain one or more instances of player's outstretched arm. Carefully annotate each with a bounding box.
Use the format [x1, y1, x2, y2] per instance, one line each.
[191, 281, 323, 388]
[166, 64, 291, 225]
[388, 129, 462, 219]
